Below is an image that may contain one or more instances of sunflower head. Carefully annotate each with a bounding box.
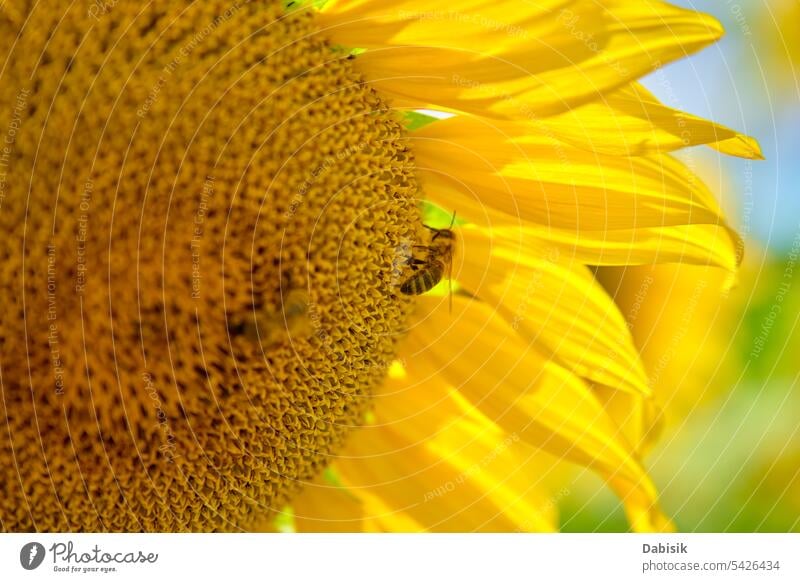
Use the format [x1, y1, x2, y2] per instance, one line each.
[0, 0, 421, 531]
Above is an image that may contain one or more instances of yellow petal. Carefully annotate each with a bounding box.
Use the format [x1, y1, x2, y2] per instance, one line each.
[319, 0, 571, 52]
[535, 83, 764, 159]
[327, 0, 724, 117]
[454, 224, 651, 396]
[382, 358, 560, 531]
[592, 385, 664, 456]
[412, 116, 737, 237]
[405, 295, 670, 530]
[329, 362, 559, 531]
[423, 419, 559, 532]
[482, 223, 739, 274]
[292, 474, 365, 532]
[597, 263, 735, 418]
[333, 422, 537, 532]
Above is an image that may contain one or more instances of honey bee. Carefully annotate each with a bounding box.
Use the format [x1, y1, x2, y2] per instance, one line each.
[400, 212, 456, 304]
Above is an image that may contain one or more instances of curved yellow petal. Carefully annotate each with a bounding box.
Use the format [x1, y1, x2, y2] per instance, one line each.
[535, 83, 764, 159]
[422, 420, 558, 532]
[454, 224, 651, 396]
[327, 362, 559, 532]
[382, 359, 560, 531]
[405, 295, 671, 530]
[292, 475, 365, 532]
[326, 0, 724, 117]
[319, 0, 572, 52]
[481, 223, 739, 274]
[412, 116, 737, 238]
[592, 385, 664, 456]
[332, 422, 541, 532]
[590, 261, 739, 462]
[597, 263, 735, 419]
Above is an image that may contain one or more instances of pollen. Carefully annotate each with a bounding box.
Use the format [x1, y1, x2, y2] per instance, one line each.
[0, 1, 420, 531]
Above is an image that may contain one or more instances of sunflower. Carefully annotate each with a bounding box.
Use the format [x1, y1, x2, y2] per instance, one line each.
[0, 0, 759, 532]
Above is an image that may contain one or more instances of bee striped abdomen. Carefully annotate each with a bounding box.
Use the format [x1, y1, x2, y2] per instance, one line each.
[400, 261, 444, 295]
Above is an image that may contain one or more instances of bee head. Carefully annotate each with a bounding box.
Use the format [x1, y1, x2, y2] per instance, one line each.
[430, 227, 455, 242]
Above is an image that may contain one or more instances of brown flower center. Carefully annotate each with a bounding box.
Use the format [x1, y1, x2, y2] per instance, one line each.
[0, 1, 419, 531]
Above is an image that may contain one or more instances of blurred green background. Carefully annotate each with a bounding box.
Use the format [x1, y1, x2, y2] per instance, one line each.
[560, 0, 799, 532]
